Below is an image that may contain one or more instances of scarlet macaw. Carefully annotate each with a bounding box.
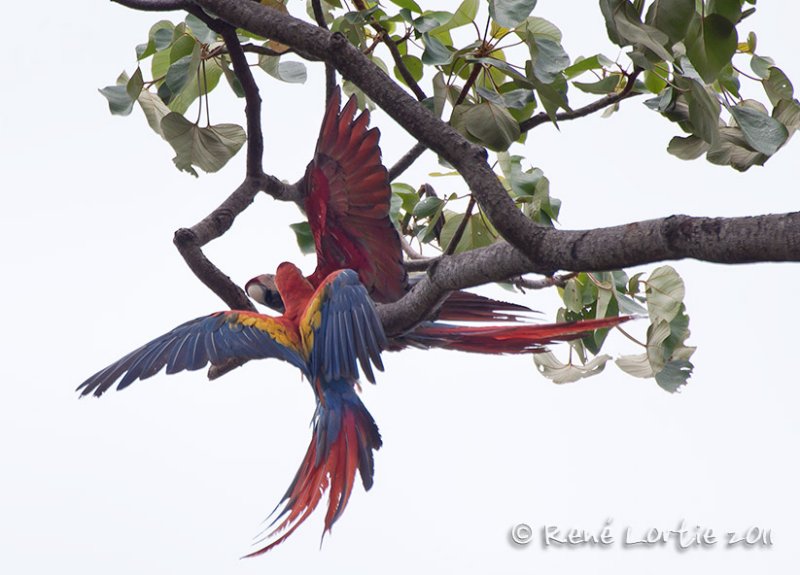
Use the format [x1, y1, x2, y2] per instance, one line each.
[247, 89, 631, 352]
[78, 263, 385, 555]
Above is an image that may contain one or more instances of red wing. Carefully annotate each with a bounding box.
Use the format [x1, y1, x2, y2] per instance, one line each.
[304, 88, 406, 303]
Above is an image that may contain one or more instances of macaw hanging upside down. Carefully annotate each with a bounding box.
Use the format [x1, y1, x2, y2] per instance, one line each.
[78, 263, 387, 555]
[246, 88, 630, 355]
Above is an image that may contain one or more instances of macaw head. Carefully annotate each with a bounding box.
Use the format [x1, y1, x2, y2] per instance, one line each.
[245, 273, 285, 313]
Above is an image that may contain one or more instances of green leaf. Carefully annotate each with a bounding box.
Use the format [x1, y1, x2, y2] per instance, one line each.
[476, 86, 535, 109]
[645, 265, 685, 323]
[421, 32, 453, 65]
[562, 278, 583, 313]
[165, 54, 197, 96]
[616, 353, 654, 378]
[728, 100, 789, 156]
[221, 61, 245, 97]
[774, 98, 800, 135]
[644, 0, 694, 44]
[185, 13, 217, 45]
[655, 358, 693, 392]
[573, 75, 621, 94]
[258, 55, 308, 83]
[394, 55, 423, 86]
[528, 36, 570, 84]
[432, 0, 478, 34]
[516, 16, 562, 42]
[708, 0, 742, 24]
[99, 72, 135, 116]
[667, 134, 710, 160]
[534, 352, 612, 384]
[169, 34, 196, 64]
[686, 14, 737, 83]
[438, 211, 495, 253]
[489, 0, 538, 28]
[563, 54, 613, 78]
[608, 0, 674, 62]
[152, 22, 175, 51]
[168, 58, 223, 115]
[412, 196, 444, 218]
[289, 221, 316, 255]
[452, 101, 521, 151]
[408, 11, 452, 33]
[644, 67, 668, 93]
[687, 80, 721, 144]
[763, 66, 794, 106]
[137, 90, 171, 136]
[126, 67, 144, 100]
[99, 85, 136, 116]
[388, 0, 422, 13]
[706, 126, 768, 171]
[392, 182, 419, 213]
[160, 113, 247, 176]
[750, 55, 774, 79]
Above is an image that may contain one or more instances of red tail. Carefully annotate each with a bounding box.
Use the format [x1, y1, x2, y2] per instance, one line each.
[437, 290, 535, 322]
[245, 380, 381, 556]
[402, 315, 632, 354]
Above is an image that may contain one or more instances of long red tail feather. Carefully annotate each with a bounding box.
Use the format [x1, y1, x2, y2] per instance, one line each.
[402, 315, 632, 354]
[245, 380, 381, 556]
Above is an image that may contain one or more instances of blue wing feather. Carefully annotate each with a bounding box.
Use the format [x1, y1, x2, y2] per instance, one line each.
[78, 312, 309, 397]
[306, 269, 387, 384]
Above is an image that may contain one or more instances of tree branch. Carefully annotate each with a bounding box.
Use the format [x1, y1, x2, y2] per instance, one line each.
[519, 68, 643, 132]
[112, 0, 190, 10]
[311, 0, 337, 101]
[388, 141, 426, 181]
[189, 1, 528, 245]
[173, 175, 297, 311]
[217, 23, 264, 178]
[378, 211, 800, 335]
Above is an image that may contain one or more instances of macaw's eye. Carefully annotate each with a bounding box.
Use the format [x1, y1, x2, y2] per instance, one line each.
[262, 289, 285, 314]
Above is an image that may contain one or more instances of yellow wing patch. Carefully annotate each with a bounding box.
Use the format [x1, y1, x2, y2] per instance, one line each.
[228, 312, 303, 352]
[299, 287, 325, 355]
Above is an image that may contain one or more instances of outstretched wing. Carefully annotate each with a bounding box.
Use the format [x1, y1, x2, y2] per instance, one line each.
[77, 312, 309, 397]
[300, 269, 388, 385]
[304, 88, 407, 303]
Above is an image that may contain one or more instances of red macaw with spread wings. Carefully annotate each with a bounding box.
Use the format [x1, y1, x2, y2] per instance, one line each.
[247, 89, 631, 354]
[78, 263, 385, 555]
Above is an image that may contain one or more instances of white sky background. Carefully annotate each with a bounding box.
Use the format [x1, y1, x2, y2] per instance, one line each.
[1, 1, 799, 573]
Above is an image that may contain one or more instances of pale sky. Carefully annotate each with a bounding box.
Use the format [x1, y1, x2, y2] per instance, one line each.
[2, 2, 799, 574]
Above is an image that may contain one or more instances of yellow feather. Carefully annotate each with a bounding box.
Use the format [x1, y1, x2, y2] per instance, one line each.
[230, 313, 303, 352]
[300, 290, 325, 354]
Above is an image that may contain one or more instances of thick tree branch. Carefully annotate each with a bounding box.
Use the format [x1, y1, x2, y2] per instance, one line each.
[378, 212, 800, 335]
[112, 0, 189, 10]
[116, 3, 799, 347]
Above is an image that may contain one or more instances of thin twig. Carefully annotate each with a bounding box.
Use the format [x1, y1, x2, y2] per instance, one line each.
[381, 29, 427, 101]
[399, 235, 426, 260]
[444, 196, 475, 255]
[388, 142, 426, 181]
[218, 24, 264, 177]
[519, 67, 643, 132]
